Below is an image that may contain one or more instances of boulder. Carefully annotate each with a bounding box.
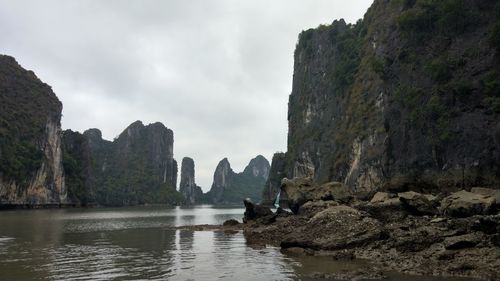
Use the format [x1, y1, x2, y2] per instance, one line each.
[357, 197, 407, 222]
[281, 205, 383, 250]
[243, 198, 273, 223]
[298, 200, 339, 217]
[223, 219, 240, 226]
[281, 177, 351, 214]
[370, 192, 393, 203]
[444, 233, 482, 250]
[441, 190, 495, 217]
[471, 187, 500, 206]
[398, 191, 437, 215]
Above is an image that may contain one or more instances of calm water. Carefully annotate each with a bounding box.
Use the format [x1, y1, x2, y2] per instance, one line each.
[0, 206, 473, 281]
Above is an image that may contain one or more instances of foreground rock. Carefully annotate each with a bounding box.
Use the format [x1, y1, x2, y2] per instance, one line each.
[243, 199, 273, 223]
[281, 177, 351, 214]
[242, 185, 500, 280]
[441, 190, 495, 217]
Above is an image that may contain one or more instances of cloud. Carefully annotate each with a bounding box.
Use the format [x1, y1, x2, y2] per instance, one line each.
[0, 0, 372, 190]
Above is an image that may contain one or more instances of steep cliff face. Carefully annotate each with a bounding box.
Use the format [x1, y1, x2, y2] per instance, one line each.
[179, 157, 203, 204]
[206, 155, 270, 204]
[0, 55, 67, 206]
[62, 121, 183, 206]
[285, 0, 500, 194]
[261, 152, 287, 206]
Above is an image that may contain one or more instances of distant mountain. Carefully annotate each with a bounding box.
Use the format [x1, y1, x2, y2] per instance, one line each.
[0, 55, 67, 207]
[205, 155, 270, 204]
[62, 121, 183, 206]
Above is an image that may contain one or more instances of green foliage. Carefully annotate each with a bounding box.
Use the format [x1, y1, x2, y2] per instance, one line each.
[490, 22, 500, 54]
[370, 56, 387, 77]
[484, 97, 500, 112]
[0, 56, 61, 187]
[398, 0, 478, 37]
[426, 56, 452, 82]
[330, 21, 365, 90]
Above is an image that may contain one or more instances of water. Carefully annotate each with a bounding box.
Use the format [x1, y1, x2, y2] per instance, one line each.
[0, 206, 473, 281]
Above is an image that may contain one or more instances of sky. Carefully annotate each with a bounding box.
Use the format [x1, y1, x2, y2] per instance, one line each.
[0, 0, 372, 191]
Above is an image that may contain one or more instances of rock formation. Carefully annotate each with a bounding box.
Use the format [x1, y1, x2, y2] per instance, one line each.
[179, 157, 203, 204]
[62, 121, 182, 206]
[280, 0, 500, 194]
[261, 152, 287, 206]
[205, 155, 270, 204]
[0, 55, 68, 207]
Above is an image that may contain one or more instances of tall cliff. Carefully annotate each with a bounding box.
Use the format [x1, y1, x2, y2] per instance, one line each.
[179, 157, 203, 204]
[261, 152, 287, 206]
[284, 0, 500, 194]
[62, 121, 183, 206]
[205, 155, 270, 204]
[0, 55, 67, 207]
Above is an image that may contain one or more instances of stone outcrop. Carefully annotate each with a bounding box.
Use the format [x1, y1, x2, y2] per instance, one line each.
[261, 152, 287, 206]
[205, 155, 270, 204]
[179, 157, 203, 204]
[440, 190, 496, 217]
[275, 0, 500, 195]
[0, 55, 68, 207]
[281, 177, 351, 214]
[242, 182, 500, 280]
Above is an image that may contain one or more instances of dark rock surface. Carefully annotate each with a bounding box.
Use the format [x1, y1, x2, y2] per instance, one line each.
[243, 198, 273, 223]
[273, 0, 500, 196]
[242, 182, 500, 280]
[179, 157, 203, 205]
[281, 177, 351, 214]
[261, 152, 287, 206]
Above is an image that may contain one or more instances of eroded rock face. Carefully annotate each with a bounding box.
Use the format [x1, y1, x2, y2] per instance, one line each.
[179, 157, 203, 205]
[441, 190, 495, 217]
[281, 177, 351, 214]
[0, 55, 67, 206]
[261, 152, 287, 206]
[243, 198, 273, 223]
[285, 0, 500, 193]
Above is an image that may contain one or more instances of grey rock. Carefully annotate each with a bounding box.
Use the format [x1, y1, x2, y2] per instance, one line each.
[441, 190, 495, 217]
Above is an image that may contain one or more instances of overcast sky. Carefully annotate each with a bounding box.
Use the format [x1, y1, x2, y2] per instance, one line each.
[0, 0, 372, 191]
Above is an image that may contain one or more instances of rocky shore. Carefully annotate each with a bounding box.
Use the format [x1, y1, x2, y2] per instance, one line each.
[185, 178, 500, 280]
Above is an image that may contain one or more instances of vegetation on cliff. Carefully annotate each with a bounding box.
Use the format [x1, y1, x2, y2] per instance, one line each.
[285, 0, 500, 192]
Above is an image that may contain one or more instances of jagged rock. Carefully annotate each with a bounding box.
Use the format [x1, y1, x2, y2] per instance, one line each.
[281, 205, 383, 250]
[179, 157, 203, 205]
[205, 156, 270, 204]
[261, 152, 287, 206]
[370, 192, 393, 203]
[398, 191, 437, 215]
[281, 177, 351, 214]
[444, 233, 482, 250]
[298, 200, 339, 217]
[441, 190, 495, 217]
[471, 187, 500, 206]
[223, 219, 240, 226]
[243, 198, 273, 223]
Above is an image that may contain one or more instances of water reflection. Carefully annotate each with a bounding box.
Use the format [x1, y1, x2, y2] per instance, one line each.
[0, 206, 475, 281]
